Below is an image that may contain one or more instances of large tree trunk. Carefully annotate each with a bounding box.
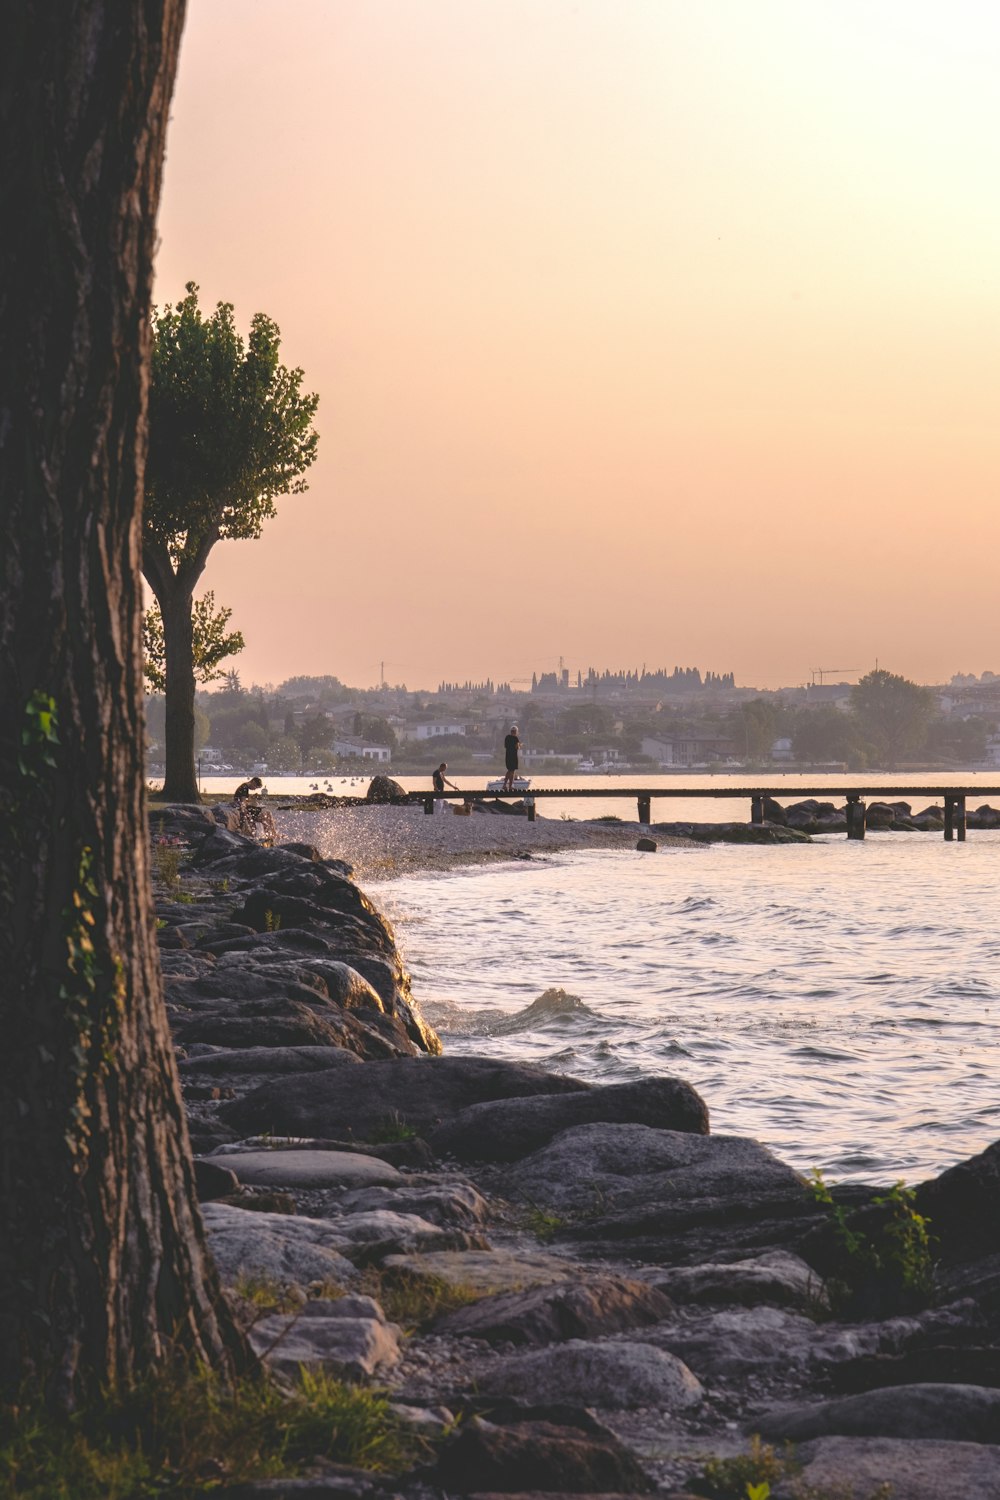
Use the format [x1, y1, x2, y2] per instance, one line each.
[159, 579, 202, 804]
[0, 2, 245, 1404]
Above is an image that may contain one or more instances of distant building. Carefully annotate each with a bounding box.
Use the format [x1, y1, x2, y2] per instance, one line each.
[641, 733, 736, 766]
[398, 722, 467, 741]
[332, 737, 391, 763]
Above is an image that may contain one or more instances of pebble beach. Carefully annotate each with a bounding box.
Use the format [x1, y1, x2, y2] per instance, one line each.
[272, 802, 692, 879]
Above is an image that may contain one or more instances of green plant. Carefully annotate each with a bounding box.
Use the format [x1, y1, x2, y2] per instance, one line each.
[521, 1202, 567, 1243]
[232, 1273, 304, 1315]
[357, 1267, 483, 1332]
[262, 908, 282, 932]
[211, 876, 231, 894]
[151, 830, 184, 891]
[808, 1171, 935, 1313]
[370, 1109, 417, 1143]
[694, 1436, 798, 1499]
[0, 1361, 426, 1498]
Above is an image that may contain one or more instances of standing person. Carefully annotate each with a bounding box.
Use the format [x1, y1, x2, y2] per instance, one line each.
[502, 725, 521, 793]
[432, 762, 458, 814]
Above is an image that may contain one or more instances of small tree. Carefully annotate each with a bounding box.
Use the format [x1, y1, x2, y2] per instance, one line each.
[143, 591, 244, 694]
[143, 284, 319, 801]
[850, 669, 933, 767]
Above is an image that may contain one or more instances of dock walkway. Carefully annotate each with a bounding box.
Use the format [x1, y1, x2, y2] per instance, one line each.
[409, 784, 1000, 841]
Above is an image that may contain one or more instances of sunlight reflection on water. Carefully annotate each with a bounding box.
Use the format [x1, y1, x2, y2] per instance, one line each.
[373, 834, 1000, 1182]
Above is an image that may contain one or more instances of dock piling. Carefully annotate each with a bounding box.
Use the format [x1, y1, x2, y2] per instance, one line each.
[846, 795, 867, 840]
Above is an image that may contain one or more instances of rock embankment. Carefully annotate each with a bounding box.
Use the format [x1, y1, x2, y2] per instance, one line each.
[153, 804, 1000, 1499]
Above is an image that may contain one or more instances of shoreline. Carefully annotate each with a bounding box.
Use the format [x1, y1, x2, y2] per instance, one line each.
[273, 802, 697, 880]
[152, 804, 1000, 1498]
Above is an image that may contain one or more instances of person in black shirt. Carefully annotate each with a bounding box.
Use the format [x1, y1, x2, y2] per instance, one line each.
[233, 775, 263, 803]
[433, 762, 458, 813]
[502, 726, 521, 793]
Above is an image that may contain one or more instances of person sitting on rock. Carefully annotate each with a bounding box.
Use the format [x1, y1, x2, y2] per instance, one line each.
[232, 775, 274, 843]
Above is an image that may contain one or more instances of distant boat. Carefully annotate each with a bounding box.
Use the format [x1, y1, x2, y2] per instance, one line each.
[486, 775, 532, 793]
[578, 759, 596, 772]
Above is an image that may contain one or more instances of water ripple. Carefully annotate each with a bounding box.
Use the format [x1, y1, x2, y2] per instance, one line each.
[377, 832, 1000, 1181]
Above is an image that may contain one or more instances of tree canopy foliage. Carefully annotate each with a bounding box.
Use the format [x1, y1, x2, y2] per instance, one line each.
[143, 283, 319, 800]
[849, 669, 934, 767]
[143, 591, 244, 694]
[146, 284, 319, 559]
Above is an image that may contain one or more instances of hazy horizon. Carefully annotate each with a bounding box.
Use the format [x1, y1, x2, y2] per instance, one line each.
[155, 1, 1000, 691]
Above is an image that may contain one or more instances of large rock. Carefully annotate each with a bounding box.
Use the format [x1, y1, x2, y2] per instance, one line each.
[366, 775, 405, 803]
[212, 1148, 402, 1190]
[381, 1249, 579, 1296]
[430, 1076, 708, 1163]
[496, 1123, 811, 1263]
[248, 1295, 401, 1381]
[782, 1436, 1000, 1500]
[432, 1414, 654, 1494]
[641, 1302, 963, 1381]
[431, 1276, 673, 1346]
[648, 1249, 825, 1311]
[220, 1056, 592, 1142]
[339, 1181, 490, 1229]
[167, 963, 421, 1059]
[179, 1046, 364, 1078]
[917, 1138, 1000, 1263]
[202, 1203, 358, 1288]
[757, 1383, 1000, 1444]
[474, 1340, 702, 1412]
[651, 821, 811, 844]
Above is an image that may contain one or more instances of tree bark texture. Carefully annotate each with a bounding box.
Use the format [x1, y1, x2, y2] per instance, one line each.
[0, 2, 245, 1402]
[142, 533, 215, 804]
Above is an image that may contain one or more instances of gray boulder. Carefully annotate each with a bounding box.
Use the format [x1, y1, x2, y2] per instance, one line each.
[497, 1123, 810, 1263]
[431, 1412, 654, 1494]
[473, 1339, 702, 1411]
[211, 1148, 402, 1190]
[757, 1382, 1000, 1445]
[338, 1181, 489, 1228]
[179, 1046, 364, 1078]
[202, 1203, 358, 1288]
[220, 1055, 592, 1142]
[430, 1076, 708, 1163]
[249, 1295, 401, 1381]
[917, 1138, 1000, 1263]
[431, 1276, 673, 1346]
[649, 1249, 825, 1311]
[782, 1436, 1000, 1500]
[381, 1248, 579, 1296]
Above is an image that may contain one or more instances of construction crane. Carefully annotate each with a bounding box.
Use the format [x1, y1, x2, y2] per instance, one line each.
[810, 667, 860, 686]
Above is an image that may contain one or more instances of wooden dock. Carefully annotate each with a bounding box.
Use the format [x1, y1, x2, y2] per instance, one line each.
[410, 784, 1000, 840]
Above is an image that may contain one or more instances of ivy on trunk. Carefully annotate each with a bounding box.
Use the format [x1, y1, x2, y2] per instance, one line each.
[0, 0, 246, 1404]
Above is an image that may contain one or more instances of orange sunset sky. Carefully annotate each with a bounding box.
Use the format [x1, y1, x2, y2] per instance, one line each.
[155, 0, 1000, 692]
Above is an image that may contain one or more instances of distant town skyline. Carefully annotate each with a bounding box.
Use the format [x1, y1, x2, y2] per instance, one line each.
[156, 2, 1000, 693]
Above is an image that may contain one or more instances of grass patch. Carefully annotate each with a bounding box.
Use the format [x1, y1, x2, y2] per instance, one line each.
[369, 1110, 417, 1144]
[356, 1267, 483, 1332]
[0, 1362, 426, 1498]
[519, 1203, 568, 1243]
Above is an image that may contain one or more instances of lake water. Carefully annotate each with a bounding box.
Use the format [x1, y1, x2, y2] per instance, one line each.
[199, 771, 1000, 1183]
